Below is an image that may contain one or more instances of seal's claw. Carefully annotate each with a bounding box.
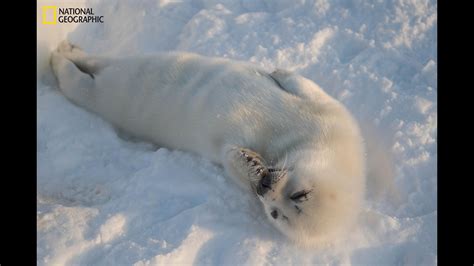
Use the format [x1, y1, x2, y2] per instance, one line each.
[238, 148, 269, 179]
[222, 145, 275, 194]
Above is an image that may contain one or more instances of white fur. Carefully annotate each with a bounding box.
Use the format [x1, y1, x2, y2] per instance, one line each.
[51, 41, 366, 246]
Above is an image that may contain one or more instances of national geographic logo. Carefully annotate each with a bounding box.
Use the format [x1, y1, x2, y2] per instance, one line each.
[42, 6, 104, 24]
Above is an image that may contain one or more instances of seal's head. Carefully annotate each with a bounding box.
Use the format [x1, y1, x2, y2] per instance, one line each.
[253, 144, 365, 246]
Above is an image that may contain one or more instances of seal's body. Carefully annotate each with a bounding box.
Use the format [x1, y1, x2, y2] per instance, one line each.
[51, 41, 365, 246]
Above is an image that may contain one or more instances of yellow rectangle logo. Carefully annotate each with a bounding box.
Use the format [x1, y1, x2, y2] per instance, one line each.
[42, 6, 57, 25]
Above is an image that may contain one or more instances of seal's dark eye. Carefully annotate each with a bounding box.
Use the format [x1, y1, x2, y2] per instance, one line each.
[290, 190, 311, 202]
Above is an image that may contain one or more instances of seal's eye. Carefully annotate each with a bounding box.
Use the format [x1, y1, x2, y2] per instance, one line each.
[290, 189, 311, 202]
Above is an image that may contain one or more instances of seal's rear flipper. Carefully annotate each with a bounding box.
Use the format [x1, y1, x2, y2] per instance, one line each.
[54, 40, 107, 79]
[50, 43, 96, 109]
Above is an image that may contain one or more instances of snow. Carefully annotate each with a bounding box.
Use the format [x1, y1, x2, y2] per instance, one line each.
[37, 0, 437, 264]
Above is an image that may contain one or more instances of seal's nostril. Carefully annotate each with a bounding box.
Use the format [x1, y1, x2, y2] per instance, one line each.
[271, 209, 278, 219]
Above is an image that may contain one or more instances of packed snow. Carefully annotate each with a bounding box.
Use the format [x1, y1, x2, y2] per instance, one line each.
[37, 0, 437, 265]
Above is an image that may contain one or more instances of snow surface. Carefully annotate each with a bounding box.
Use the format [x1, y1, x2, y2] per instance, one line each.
[37, 0, 437, 265]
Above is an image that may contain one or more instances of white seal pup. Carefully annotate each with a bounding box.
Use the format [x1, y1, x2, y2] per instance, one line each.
[50, 41, 365, 246]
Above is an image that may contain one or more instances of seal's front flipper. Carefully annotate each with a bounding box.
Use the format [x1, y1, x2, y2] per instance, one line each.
[222, 145, 269, 192]
[269, 69, 333, 103]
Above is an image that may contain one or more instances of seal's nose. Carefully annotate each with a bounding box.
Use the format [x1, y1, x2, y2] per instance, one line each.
[271, 209, 278, 219]
[256, 174, 272, 196]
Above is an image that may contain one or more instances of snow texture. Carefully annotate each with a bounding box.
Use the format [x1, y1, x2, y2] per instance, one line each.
[37, 0, 437, 265]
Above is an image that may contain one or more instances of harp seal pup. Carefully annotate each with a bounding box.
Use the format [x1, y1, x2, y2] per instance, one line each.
[50, 40, 366, 246]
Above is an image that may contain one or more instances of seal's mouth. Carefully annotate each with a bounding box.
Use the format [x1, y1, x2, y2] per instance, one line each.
[256, 168, 286, 196]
